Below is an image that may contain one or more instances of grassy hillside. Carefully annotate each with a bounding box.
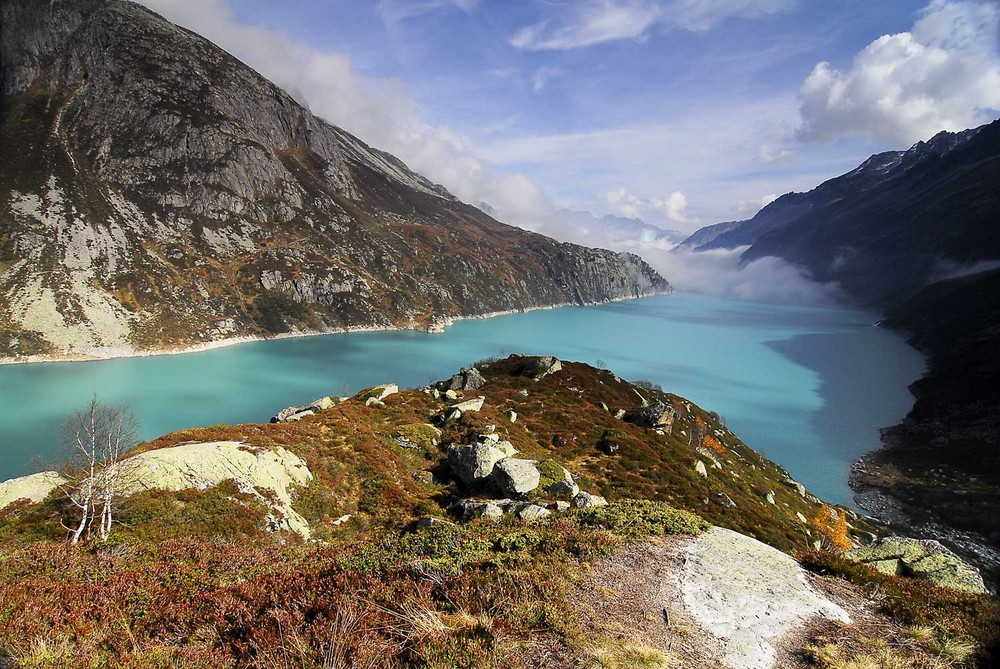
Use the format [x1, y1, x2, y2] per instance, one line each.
[0, 356, 995, 667]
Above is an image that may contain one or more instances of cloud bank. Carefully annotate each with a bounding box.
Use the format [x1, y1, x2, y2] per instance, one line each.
[797, 0, 1000, 146]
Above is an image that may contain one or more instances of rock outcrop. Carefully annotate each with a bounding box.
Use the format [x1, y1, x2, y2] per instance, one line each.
[116, 441, 313, 539]
[0, 0, 668, 361]
[844, 536, 987, 594]
[681, 527, 850, 669]
[0, 471, 67, 509]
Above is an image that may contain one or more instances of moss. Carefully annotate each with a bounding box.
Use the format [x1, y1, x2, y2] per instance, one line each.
[571, 500, 709, 540]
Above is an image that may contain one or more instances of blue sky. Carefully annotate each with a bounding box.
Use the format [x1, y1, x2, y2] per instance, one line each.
[142, 0, 999, 236]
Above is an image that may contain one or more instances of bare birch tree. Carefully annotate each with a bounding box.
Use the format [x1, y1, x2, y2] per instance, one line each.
[60, 396, 138, 543]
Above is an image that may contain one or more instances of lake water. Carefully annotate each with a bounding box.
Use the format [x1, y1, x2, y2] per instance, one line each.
[0, 294, 925, 506]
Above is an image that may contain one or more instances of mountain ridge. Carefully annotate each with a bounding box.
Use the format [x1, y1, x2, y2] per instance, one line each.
[0, 0, 667, 361]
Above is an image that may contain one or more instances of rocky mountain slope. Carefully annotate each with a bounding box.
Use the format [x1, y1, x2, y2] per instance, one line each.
[0, 356, 995, 667]
[0, 0, 666, 360]
[681, 121, 1000, 575]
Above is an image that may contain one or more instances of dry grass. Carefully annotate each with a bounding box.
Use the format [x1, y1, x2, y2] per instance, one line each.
[582, 639, 674, 669]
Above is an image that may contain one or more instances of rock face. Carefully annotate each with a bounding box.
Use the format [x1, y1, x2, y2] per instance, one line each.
[0, 471, 67, 509]
[0, 0, 668, 360]
[116, 441, 313, 538]
[845, 536, 987, 594]
[681, 527, 850, 669]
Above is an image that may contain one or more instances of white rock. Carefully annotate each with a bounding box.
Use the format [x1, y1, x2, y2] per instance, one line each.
[0, 471, 67, 510]
[680, 527, 850, 669]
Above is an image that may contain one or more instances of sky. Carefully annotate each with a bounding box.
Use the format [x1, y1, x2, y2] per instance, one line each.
[137, 0, 1000, 301]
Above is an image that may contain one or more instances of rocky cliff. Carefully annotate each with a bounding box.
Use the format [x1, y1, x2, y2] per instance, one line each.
[0, 0, 667, 359]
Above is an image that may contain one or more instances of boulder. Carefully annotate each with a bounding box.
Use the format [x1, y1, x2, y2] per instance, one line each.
[554, 500, 571, 512]
[456, 499, 504, 522]
[447, 367, 486, 391]
[782, 476, 807, 497]
[717, 493, 737, 508]
[844, 536, 987, 594]
[0, 471, 67, 510]
[358, 384, 398, 402]
[271, 395, 345, 423]
[695, 460, 708, 477]
[546, 467, 580, 500]
[571, 492, 608, 509]
[444, 389, 458, 401]
[508, 410, 517, 423]
[447, 443, 506, 487]
[114, 441, 313, 539]
[516, 504, 551, 521]
[491, 458, 541, 496]
[522, 356, 562, 380]
[623, 401, 675, 429]
[765, 491, 776, 505]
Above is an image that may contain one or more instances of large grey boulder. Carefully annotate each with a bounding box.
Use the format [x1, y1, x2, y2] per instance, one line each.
[623, 401, 675, 429]
[271, 395, 345, 423]
[491, 458, 541, 496]
[523, 356, 562, 380]
[446, 367, 486, 391]
[546, 467, 580, 500]
[447, 443, 506, 487]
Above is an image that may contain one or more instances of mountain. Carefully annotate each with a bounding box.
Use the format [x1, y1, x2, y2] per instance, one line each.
[545, 209, 687, 246]
[1, 355, 995, 666]
[683, 121, 1000, 571]
[0, 0, 666, 360]
[682, 122, 999, 308]
[675, 219, 746, 249]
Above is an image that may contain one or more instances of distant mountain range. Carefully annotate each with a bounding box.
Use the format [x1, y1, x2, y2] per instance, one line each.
[682, 120, 1000, 569]
[0, 0, 666, 360]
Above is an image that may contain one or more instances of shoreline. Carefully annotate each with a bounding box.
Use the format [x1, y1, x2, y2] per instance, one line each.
[0, 290, 668, 367]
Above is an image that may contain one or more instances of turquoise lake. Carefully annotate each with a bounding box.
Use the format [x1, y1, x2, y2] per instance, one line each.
[0, 293, 925, 506]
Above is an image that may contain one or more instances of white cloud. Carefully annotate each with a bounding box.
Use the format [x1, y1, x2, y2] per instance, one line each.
[532, 67, 565, 93]
[757, 143, 795, 165]
[797, 0, 1000, 146]
[510, 0, 795, 51]
[603, 188, 694, 224]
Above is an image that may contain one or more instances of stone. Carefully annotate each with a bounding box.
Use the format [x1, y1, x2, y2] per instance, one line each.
[508, 410, 517, 423]
[0, 471, 67, 510]
[447, 443, 506, 487]
[623, 401, 675, 429]
[494, 441, 518, 457]
[523, 356, 562, 380]
[364, 397, 385, 408]
[444, 389, 458, 401]
[681, 527, 850, 669]
[844, 536, 987, 594]
[361, 384, 398, 402]
[113, 441, 313, 539]
[548, 478, 580, 500]
[450, 396, 485, 413]
[796, 512, 808, 524]
[613, 409, 626, 420]
[516, 504, 551, 521]
[412, 471, 435, 485]
[766, 491, 776, 505]
[717, 493, 737, 508]
[554, 501, 571, 512]
[695, 460, 708, 477]
[491, 458, 541, 496]
[447, 367, 486, 391]
[456, 500, 504, 522]
[571, 491, 608, 509]
[782, 476, 807, 497]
